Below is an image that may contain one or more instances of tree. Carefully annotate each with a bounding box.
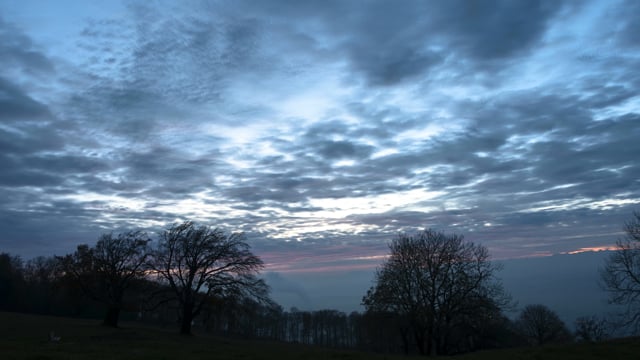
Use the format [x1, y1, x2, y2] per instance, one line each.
[516, 304, 571, 346]
[574, 315, 608, 343]
[57, 231, 151, 327]
[362, 229, 508, 356]
[0, 253, 25, 311]
[23, 256, 60, 314]
[151, 221, 269, 335]
[601, 211, 640, 332]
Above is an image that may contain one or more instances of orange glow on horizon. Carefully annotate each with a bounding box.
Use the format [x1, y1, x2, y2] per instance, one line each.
[562, 245, 618, 255]
[260, 244, 620, 274]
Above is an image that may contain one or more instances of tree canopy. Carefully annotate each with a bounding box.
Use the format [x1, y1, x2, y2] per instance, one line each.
[516, 304, 571, 346]
[57, 231, 150, 327]
[362, 228, 508, 356]
[601, 211, 640, 332]
[150, 221, 269, 335]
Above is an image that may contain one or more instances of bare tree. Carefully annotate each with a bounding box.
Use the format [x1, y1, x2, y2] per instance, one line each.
[150, 221, 269, 335]
[362, 229, 508, 356]
[574, 315, 608, 343]
[516, 304, 571, 346]
[601, 211, 640, 332]
[57, 231, 150, 327]
[0, 253, 25, 311]
[23, 256, 60, 314]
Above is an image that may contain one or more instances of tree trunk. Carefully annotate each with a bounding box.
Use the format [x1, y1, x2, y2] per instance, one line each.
[426, 327, 436, 357]
[180, 302, 194, 335]
[414, 327, 426, 355]
[103, 305, 121, 327]
[399, 326, 410, 355]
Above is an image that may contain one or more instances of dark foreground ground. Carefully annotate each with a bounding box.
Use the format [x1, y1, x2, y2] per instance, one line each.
[1, 312, 639, 359]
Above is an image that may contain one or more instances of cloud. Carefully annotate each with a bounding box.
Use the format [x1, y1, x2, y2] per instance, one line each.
[611, 0, 640, 48]
[0, 18, 55, 75]
[265, 0, 565, 85]
[435, 0, 566, 60]
[0, 77, 52, 122]
[0, 0, 639, 274]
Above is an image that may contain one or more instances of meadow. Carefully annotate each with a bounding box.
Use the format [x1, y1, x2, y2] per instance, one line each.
[2, 312, 639, 360]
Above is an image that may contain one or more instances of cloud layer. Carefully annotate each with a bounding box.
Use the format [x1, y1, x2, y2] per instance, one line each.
[1, 1, 639, 274]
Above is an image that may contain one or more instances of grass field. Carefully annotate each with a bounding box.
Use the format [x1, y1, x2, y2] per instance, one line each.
[1, 311, 639, 359]
[0, 311, 404, 360]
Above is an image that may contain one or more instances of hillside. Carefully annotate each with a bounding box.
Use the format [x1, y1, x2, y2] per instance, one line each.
[1, 312, 639, 359]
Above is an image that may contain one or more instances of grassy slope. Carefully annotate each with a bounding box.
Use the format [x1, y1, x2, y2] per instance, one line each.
[1, 312, 639, 359]
[455, 338, 640, 360]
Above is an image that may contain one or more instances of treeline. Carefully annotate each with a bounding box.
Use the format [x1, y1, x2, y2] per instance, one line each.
[141, 297, 595, 354]
[2, 221, 269, 335]
[0, 251, 593, 355]
[0, 252, 109, 319]
[0, 222, 617, 356]
[139, 296, 526, 353]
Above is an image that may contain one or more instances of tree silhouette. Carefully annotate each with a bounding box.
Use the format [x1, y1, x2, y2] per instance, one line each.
[574, 315, 608, 343]
[362, 229, 508, 355]
[150, 221, 269, 335]
[23, 256, 60, 314]
[601, 211, 640, 332]
[516, 304, 571, 345]
[57, 231, 150, 327]
[0, 253, 25, 312]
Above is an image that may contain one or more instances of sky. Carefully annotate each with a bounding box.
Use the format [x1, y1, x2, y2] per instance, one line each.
[1, 0, 639, 313]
